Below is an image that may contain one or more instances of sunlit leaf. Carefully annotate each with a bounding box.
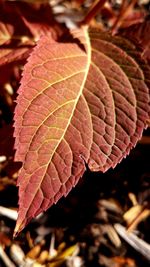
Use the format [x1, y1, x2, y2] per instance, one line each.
[14, 26, 150, 234]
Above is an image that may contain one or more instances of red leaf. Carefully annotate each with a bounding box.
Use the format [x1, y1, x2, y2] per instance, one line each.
[0, 2, 32, 68]
[120, 9, 146, 29]
[16, 1, 62, 41]
[0, 1, 60, 42]
[0, 1, 62, 90]
[14, 27, 150, 234]
[121, 19, 150, 63]
[0, 1, 62, 67]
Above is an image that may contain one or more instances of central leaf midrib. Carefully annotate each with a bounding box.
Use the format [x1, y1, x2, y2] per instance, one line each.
[47, 32, 91, 168]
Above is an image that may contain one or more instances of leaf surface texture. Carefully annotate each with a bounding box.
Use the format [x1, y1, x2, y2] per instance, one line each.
[14, 27, 150, 233]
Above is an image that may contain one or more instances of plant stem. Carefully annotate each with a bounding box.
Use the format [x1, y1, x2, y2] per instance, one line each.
[111, 0, 138, 35]
[79, 0, 108, 26]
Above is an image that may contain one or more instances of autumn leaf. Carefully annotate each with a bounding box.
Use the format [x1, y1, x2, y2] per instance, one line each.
[0, 1, 62, 81]
[16, 1, 62, 41]
[121, 19, 150, 63]
[0, 3, 31, 68]
[14, 26, 150, 234]
[0, 1, 60, 42]
[0, 0, 65, 121]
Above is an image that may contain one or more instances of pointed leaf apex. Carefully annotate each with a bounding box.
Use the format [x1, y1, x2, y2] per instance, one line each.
[13, 218, 25, 238]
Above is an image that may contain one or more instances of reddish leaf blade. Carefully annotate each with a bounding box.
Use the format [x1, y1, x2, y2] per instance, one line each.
[0, 3, 32, 67]
[14, 28, 150, 234]
[0, 1, 59, 41]
[14, 27, 92, 234]
[87, 33, 136, 171]
[121, 20, 150, 64]
[0, 1, 62, 68]
[88, 30, 149, 170]
[17, 1, 62, 41]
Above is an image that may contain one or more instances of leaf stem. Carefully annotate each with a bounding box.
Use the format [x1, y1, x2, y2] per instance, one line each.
[111, 0, 138, 35]
[79, 0, 108, 26]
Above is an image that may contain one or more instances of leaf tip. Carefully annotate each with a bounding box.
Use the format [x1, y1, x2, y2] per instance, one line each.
[13, 218, 25, 238]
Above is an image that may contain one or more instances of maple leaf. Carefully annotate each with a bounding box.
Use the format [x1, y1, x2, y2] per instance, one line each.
[14, 26, 150, 234]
